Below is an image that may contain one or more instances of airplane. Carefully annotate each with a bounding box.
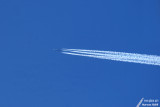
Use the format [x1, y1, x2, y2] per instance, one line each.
[53, 48, 63, 52]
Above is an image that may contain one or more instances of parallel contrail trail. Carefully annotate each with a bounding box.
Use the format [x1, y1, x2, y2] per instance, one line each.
[61, 49, 160, 66]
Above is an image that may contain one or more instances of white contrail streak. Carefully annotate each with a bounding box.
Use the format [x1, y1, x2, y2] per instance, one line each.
[63, 49, 160, 61]
[62, 49, 160, 66]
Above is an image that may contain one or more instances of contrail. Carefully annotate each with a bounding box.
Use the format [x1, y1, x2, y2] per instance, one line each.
[61, 49, 160, 66]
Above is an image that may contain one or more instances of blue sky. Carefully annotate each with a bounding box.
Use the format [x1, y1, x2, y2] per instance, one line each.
[0, 0, 160, 107]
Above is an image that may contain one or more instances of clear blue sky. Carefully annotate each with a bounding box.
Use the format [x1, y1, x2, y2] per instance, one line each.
[0, 0, 160, 107]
